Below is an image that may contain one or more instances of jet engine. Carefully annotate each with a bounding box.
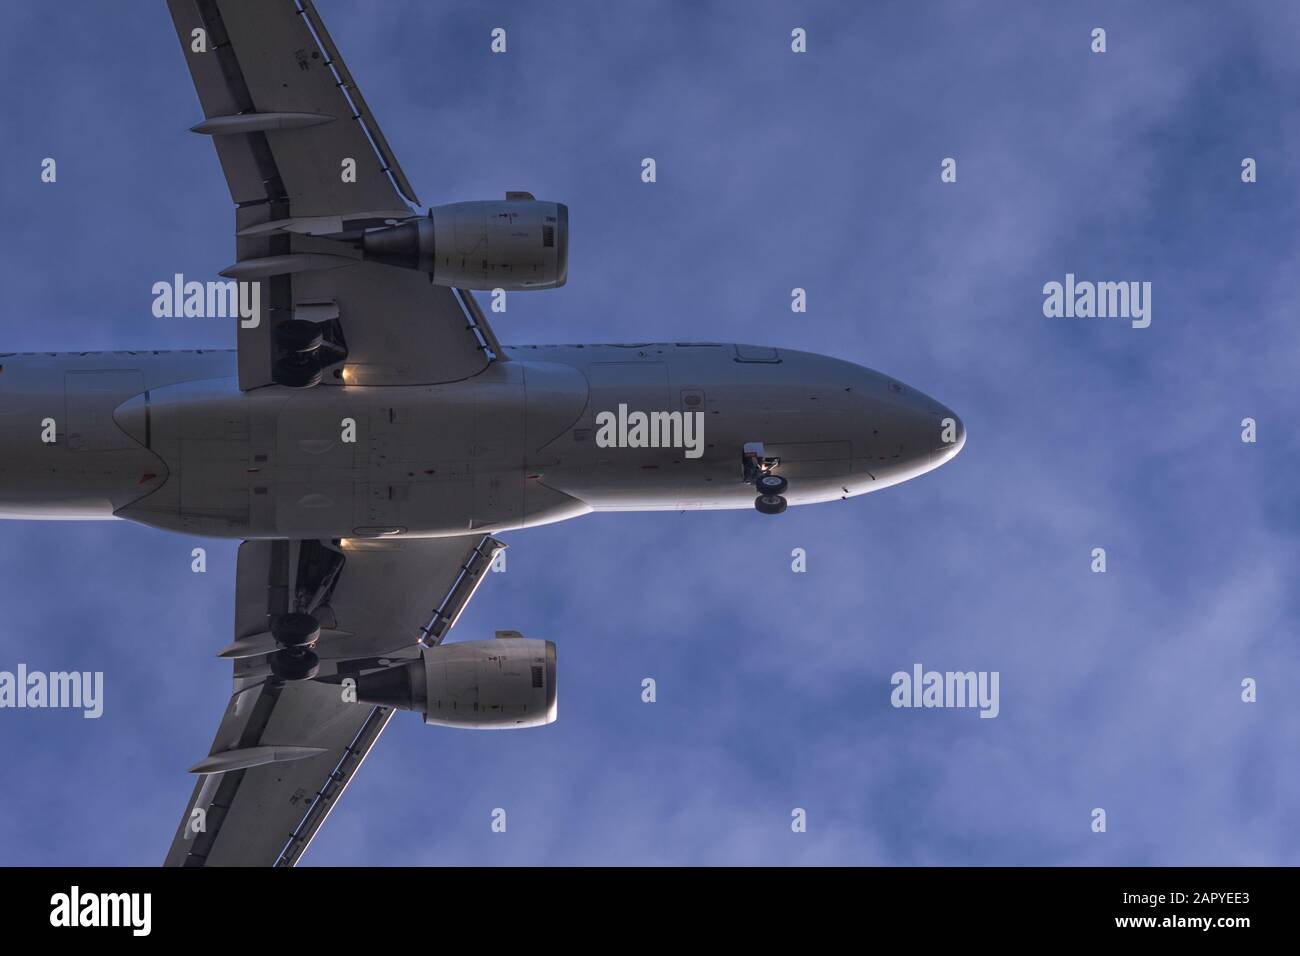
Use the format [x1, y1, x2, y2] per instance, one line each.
[354, 637, 556, 729]
[358, 195, 567, 290]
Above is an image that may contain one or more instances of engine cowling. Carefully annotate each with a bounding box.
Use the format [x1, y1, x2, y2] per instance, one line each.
[355, 637, 557, 729]
[360, 199, 568, 290]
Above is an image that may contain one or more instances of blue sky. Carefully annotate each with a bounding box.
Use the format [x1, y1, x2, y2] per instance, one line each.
[0, 0, 1297, 865]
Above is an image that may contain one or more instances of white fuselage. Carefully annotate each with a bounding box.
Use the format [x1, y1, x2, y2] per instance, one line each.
[0, 343, 963, 537]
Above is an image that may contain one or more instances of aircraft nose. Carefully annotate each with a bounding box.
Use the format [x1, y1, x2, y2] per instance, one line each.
[932, 407, 965, 464]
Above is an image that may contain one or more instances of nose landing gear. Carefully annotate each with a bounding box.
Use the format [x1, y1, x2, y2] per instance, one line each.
[743, 442, 788, 515]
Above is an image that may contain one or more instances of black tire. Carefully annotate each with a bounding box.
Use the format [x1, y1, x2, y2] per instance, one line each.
[274, 319, 324, 354]
[273, 357, 323, 389]
[755, 494, 787, 515]
[756, 473, 788, 496]
[270, 648, 320, 682]
[272, 611, 321, 648]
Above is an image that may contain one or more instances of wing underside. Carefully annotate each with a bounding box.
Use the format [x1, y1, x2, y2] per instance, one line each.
[166, 535, 502, 867]
[162, 0, 516, 865]
[165, 0, 500, 390]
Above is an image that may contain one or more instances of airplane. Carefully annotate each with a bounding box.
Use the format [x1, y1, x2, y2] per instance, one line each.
[0, 0, 965, 866]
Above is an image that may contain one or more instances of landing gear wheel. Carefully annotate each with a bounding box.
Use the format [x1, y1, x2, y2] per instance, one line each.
[272, 611, 321, 648]
[273, 357, 323, 389]
[755, 473, 788, 496]
[273, 319, 324, 354]
[755, 494, 787, 515]
[269, 648, 320, 682]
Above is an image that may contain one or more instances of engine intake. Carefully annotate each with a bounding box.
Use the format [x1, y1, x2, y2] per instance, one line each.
[360, 198, 568, 290]
[355, 637, 557, 729]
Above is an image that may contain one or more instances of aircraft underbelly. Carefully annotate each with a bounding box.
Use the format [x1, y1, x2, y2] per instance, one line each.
[0, 363, 165, 518]
[107, 362, 579, 538]
[64, 370, 145, 452]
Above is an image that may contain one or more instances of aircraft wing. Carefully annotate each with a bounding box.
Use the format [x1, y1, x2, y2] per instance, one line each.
[165, 0, 502, 389]
[165, 534, 503, 867]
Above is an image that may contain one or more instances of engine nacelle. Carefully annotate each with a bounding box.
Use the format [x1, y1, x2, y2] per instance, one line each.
[360, 199, 568, 290]
[355, 637, 556, 729]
